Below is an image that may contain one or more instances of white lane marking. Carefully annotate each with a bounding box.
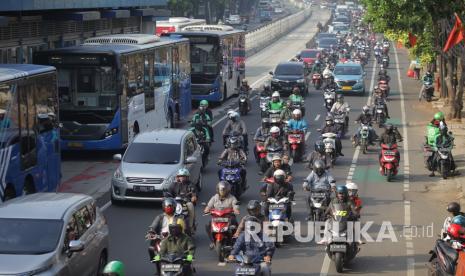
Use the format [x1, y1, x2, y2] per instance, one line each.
[101, 201, 112, 212]
[393, 44, 415, 275]
[217, 262, 226, 267]
[305, 131, 311, 141]
[314, 114, 320, 121]
[320, 58, 377, 276]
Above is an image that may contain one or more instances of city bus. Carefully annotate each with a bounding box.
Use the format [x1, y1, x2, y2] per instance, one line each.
[0, 64, 61, 201]
[172, 25, 246, 103]
[155, 17, 207, 36]
[34, 34, 192, 150]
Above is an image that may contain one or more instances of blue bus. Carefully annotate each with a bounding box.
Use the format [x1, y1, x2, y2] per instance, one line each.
[34, 34, 192, 150]
[0, 64, 61, 201]
[173, 25, 246, 103]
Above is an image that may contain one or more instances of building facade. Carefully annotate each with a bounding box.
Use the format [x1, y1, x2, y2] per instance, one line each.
[0, 0, 169, 64]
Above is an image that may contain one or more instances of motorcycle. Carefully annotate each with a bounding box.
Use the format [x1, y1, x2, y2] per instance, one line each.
[374, 100, 387, 127]
[174, 195, 196, 235]
[309, 189, 330, 221]
[382, 56, 389, 68]
[378, 80, 390, 98]
[379, 143, 399, 182]
[260, 91, 271, 118]
[423, 143, 436, 172]
[291, 100, 305, 116]
[420, 81, 434, 102]
[324, 89, 336, 112]
[238, 88, 250, 116]
[268, 109, 282, 128]
[333, 112, 347, 137]
[287, 130, 305, 162]
[322, 132, 338, 166]
[435, 144, 454, 179]
[312, 73, 323, 90]
[207, 208, 236, 262]
[356, 123, 371, 154]
[382, 42, 390, 54]
[267, 196, 293, 246]
[146, 232, 169, 275]
[155, 253, 193, 276]
[427, 239, 458, 276]
[255, 137, 268, 173]
[266, 145, 284, 164]
[325, 203, 359, 273]
[218, 160, 247, 199]
[197, 138, 210, 171]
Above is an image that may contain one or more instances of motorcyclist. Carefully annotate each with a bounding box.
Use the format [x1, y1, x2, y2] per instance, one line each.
[204, 181, 240, 248]
[318, 185, 358, 244]
[234, 200, 268, 238]
[353, 105, 378, 145]
[323, 64, 333, 80]
[254, 118, 271, 163]
[264, 126, 287, 151]
[371, 89, 390, 118]
[330, 94, 350, 128]
[228, 216, 275, 276]
[432, 126, 456, 176]
[218, 135, 248, 190]
[267, 91, 284, 111]
[323, 75, 338, 91]
[189, 121, 211, 158]
[192, 100, 213, 141]
[419, 71, 434, 98]
[442, 202, 465, 239]
[311, 60, 323, 74]
[303, 160, 336, 221]
[378, 67, 391, 82]
[289, 86, 304, 105]
[264, 169, 295, 218]
[239, 78, 252, 111]
[103, 261, 125, 276]
[153, 222, 195, 275]
[146, 198, 186, 261]
[223, 111, 248, 153]
[319, 116, 344, 156]
[346, 182, 362, 218]
[263, 155, 293, 182]
[306, 141, 329, 170]
[379, 124, 402, 165]
[287, 109, 308, 133]
[280, 100, 294, 121]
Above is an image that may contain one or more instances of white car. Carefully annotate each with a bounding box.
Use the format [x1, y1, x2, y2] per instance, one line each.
[226, 15, 242, 25]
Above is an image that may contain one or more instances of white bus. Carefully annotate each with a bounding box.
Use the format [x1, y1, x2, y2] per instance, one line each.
[156, 17, 207, 36]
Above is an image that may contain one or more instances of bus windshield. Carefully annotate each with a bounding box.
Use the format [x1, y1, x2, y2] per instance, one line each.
[190, 42, 220, 76]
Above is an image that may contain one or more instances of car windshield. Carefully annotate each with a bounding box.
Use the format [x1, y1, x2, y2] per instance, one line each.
[0, 218, 63, 254]
[334, 25, 348, 31]
[301, 51, 318, 58]
[275, 64, 303, 76]
[318, 34, 335, 40]
[334, 66, 362, 75]
[124, 143, 181, 164]
[319, 39, 338, 48]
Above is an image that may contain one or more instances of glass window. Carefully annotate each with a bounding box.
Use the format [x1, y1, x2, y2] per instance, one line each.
[74, 205, 93, 231]
[125, 53, 144, 97]
[190, 38, 220, 75]
[179, 43, 191, 80]
[123, 142, 181, 164]
[0, 83, 16, 130]
[274, 64, 303, 76]
[154, 47, 171, 91]
[34, 73, 58, 133]
[144, 53, 155, 112]
[186, 137, 195, 157]
[0, 218, 63, 254]
[64, 216, 79, 251]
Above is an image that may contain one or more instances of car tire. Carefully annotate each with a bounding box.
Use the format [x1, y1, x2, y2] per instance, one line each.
[96, 251, 108, 276]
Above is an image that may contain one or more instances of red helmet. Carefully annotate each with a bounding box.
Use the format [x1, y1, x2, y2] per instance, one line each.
[447, 223, 464, 239]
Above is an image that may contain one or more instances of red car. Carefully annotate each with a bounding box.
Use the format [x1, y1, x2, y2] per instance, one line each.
[299, 49, 321, 66]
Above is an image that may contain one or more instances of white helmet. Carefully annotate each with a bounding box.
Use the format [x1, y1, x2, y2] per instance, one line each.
[228, 111, 239, 120]
[346, 182, 358, 190]
[292, 109, 302, 116]
[272, 91, 280, 98]
[273, 169, 286, 177]
[272, 155, 281, 162]
[270, 126, 280, 135]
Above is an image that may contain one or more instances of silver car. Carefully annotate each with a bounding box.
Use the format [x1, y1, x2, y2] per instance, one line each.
[0, 193, 109, 276]
[111, 129, 203, 203]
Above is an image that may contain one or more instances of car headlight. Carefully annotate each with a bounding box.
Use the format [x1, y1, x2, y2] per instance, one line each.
[104, 127, 118, 138]
[114, 167, 124, 181]
[357, 78, 364, 83]
[296, 79, 305, 83]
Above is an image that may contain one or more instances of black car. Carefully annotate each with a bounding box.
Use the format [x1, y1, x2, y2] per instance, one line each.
[318, 37, 339, 51]
[269, 62, 309, 96]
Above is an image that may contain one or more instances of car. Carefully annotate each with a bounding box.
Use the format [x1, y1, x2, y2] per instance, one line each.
[317, 37, 339, 51]
[111, 129, 203, 203]
[316, 32, 337, 45]
[226, 14, 242, 25]
[299, 49, 321, 65]
[333, 62, 366, 95]
[329, 24, 350, 36]
[333, 15, 351, 25]
[0, 193, 109, 276]
[269, 62, 309, 96]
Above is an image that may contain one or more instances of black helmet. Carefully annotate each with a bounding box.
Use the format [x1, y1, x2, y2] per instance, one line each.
[168, 222, 182, 237]
[447, 202, 461, 215]
[228, 135, 240, 148]
[313, 160, 325, 176]
[314, 140, 325, 153]
[385, 124, 393, 132]
[325, 115, 334, 125]
[247, 200, 261, 217]
[261, 118, 271, 128]
[336, 185, 348, 199]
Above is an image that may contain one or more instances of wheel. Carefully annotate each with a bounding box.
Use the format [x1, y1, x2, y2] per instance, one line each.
[334, 252, 344, 273]
[259, 158, 268, 173]
[290, 148, 298, 162]
[22, 178, 35, 196]
[3, 185, 15, 201]
[196, 172, 203, 192]
[222, 84, 228, 103]
[168, 110, 175, 128]
[361, 140, 367, 154]
[215, 240, 224, 262]
[96, 251, 108, 276]
[239, 104, 247, 116]
[441, 162, 448, 179]
[386, 169, 393, 182]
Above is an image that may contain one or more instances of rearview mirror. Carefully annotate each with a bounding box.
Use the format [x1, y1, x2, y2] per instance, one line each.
[113, 154, 122, 161]
[68, 240, 84, 253]
[185, 156, 197, 164]
[269, 71, 274, 75]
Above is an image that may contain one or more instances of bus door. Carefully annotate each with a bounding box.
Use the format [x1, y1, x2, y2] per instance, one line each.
[171, 46, 181, 118]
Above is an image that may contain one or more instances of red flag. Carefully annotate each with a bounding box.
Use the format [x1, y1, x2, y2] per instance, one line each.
[443, 13, 465, 52]
[408, 33, 417, 47]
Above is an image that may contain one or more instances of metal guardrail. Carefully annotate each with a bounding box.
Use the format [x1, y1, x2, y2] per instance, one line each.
[245, 7, 312, 57]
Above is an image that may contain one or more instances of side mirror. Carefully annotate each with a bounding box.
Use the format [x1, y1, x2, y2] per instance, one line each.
[201, 202, 207, 206]
[68, 240, 84, 253]
[113, 154, 122, 161]
[185, 156, 197, 164]
[269, 71, 274, 75]
[363, 71, 367, 76]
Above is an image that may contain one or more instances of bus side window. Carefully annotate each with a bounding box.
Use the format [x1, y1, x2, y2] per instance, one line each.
[144, 53, 155, 112]
[0, 84, 15, 130]
[18, 82, 38, 171]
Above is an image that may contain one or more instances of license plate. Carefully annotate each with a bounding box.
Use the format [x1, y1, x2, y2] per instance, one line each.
[270, 204, 285, 209]
[311, 193, 326, 198]
[67, 142, 83, 148]
[212, 217, 229, 223]
[236, 267, 257, 275]
[290, 134, 301, 139]
[161, 264, 181, 272]
[384, 151, 396, 156]
[424, 151, 433, 156]
[133, 185, 154, 192]
[342, 86, 352, 91]
[330, 244, 347, 252]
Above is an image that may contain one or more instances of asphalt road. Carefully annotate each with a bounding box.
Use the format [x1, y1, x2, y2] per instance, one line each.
[59, 7, 450, 276]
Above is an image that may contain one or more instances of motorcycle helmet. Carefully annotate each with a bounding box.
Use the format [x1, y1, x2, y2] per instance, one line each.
[426, 71, 432, 77]
[286, 100, 293, 108]
[272, 91, 280, 102]
[199, 100, 209, 108]
[292, 86, 301, 95]
[228, 135, 240, 149]
[336, 185, 349, 200]
[103, 261, 125, 276]
[447, 223, 464, 239]
[314, 140, 325, 153]
[325, 115, 334, 125]
[247, 200, 262, 217]
[447, 202, 461, 215]
[336, 94, 344, 103]
[434, 112, 444, 121]
[217, 181, 231, 198]
[385, 124, 393, 133]
[346, 182, 359, 197]
[292, 109, 302, 119]
[168, 222, 183, 237]
[193, 121, 203, 131]
[273, 169, 286, 185]
[261, 118, 271, 129]
[270, 126, 280, 138]
[162, 197, 176, 216]
[242, 78, 248, 85]
[315, 60, 321, 65]
[229, 111, 239, 121]
[452, 215, 465, 227]
[362, 105, 370, 114]
[176, 168, 190, 182]
[313, 160, 325, 176]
